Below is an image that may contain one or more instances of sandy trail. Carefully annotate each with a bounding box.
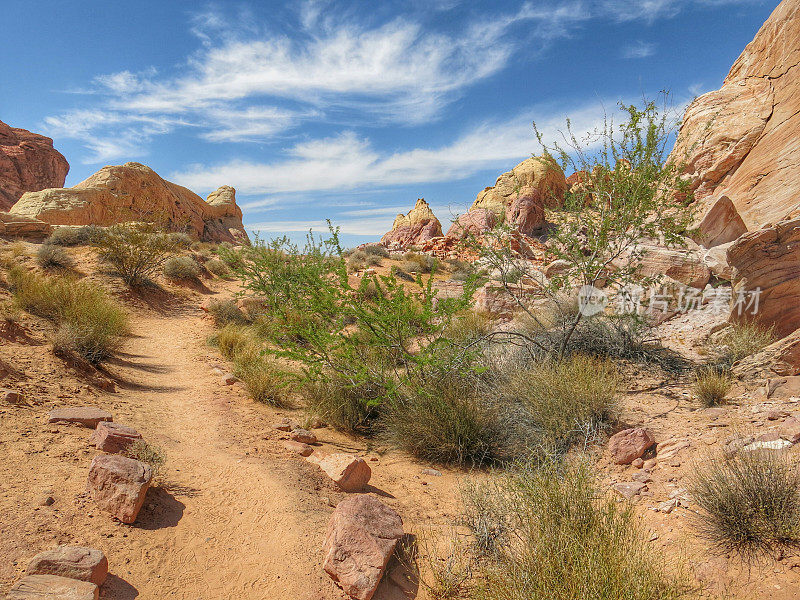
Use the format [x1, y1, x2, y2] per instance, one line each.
[98, 306, 339, 600]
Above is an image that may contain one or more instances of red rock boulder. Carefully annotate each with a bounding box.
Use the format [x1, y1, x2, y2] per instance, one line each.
[445, 208, 497, 240]
[48, 407, 113, 428]
[91, 422, 142, 454]
[0, 119, 69, 211]
[608, 428, 655, 465]
[86, 454, 152, 524]
[307, 453, 371, 492]
[380, 198, 442, 249]
[322, 495, 404, 600]
[6, 575, 98, 600]
[27, 546, 108, 586]
[690, 196, 747, 248]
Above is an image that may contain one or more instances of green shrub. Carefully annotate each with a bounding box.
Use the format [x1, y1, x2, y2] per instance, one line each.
[690, 450, 800, 559]
[167, 232, 194, 249]
[36, 244, 75, 269]
[712, 322, 776, 367]
[163, 255, 202, 280]
[205, 258, 230, 277]
[9, 267, 128, 363]
[95, 223, 181, 285]
[383, 373, 511, 466]
[306, 375, 384, 434]
[693, 367, 732, 407]
[207, 299, 248, 326]
[232, 346, 291, 406]
[347, 249, 368, 272]
[402, 251, 436, 273]
[506, 355, 619, 453]
[210, 323, 254, 360]
[124, 440, 167, 483]
[364, 244, 389, 258]
[462, 459, 684, 600]
[47, 226, 100, 246]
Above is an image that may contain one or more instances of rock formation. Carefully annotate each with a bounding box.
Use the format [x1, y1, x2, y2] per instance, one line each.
[9, 162, 249, 243]
[473, 155, 566, 213]
[727, 216, 800, 337]
[690, 196, 748, 248]
[670, 0, 800, 229]
[0, 119, 69, 211]
[380, 198, 442, 248]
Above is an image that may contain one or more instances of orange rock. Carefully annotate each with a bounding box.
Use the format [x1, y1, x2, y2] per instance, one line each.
[322, 495, 403, 600]
[48, 407, 112, 428]
[307, 452, 371, 492]
[670, 0, 800, 229]
[690, 196, 747, 248]
[91, 422, 142, 454]
[27, 546, 108, 586]
[86, 455, 152, 524]
[380, 198, 442, 249]
[6, 575, 98, 599]
[608, 428, 655, 465]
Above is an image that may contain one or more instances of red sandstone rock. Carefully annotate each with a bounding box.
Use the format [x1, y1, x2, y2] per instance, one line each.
[445, 208, 497, 240]
[86, 454, 152, 524]
[691, 196, 748, 248]
[322, 495, 404, 600]
[290, 428, 317, 444]
[283, 440, 314, 456]
[91, 422, 142, 454]
[0, 119, 69, 211]
[6, 575, 98, 600]
[608, 428, 655, 465]
[380, 199, 442, 249]
[48, 407, 112, 428]
[307, 452, 371, 492]
[27, 546, 108, 586]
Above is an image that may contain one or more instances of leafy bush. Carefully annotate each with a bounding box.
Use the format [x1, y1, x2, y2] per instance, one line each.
[712, 323, 776, 368]
[124, 440, 167, 483]
[693, 367, 732, 407]
[207, 299, 248, 326]
[36, 244, 75, 269]
[95, 223, 181, 285]
[505, 355, 619, 453]
[305, 374, 385, 433]
[462, 459, 683, 600]
[690, 450, 800, 559]
[9, 267, 128, 362]
[47, 226, 101, 246]
[163, 255, 202, 280]
[205, 258, 230, 277]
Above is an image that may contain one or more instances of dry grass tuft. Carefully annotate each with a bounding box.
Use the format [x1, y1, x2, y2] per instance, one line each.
[693, 367, 732, 407]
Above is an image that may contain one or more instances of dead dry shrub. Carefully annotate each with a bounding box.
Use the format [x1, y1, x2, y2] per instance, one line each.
[163, 255, 202, 280]
[124, 440, 167, 483]
[205, 258, 230, 277]
[693, 367, 732, 407]
[36, 244, 75, 269]
[711, 322, 776, 367]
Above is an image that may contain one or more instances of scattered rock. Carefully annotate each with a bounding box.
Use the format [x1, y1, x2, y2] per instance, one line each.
[608, 428, 656, 465]
[420, 468, 442, 477]
[779, 416, 800, 443]
[631, 472, 653, 483]
[745, 439, 793, 451]
[38, 495, 55, 507]
[86, 455, 152, 524]
[27, 546, 108, 586]
[6, 575, 98, 600]
[282, 440, 314, 457]
[91, 422, 142, 454]
[656, 439, 691, 461]
[273, 418, 297, 432]
[656, 498, 679, 514]
[631, 458, 645, 469]
[220, 373, 238, 385]
[733, 327, 800, 378]
[322, 495, 404, 600]
[1, 388, 23, 404]
[48, 407, 112, 428]
[308, 453, 372, 492]
[765, 376, 800, 399]
[613, 481, 647, 499]
[290, 428, 317, 444]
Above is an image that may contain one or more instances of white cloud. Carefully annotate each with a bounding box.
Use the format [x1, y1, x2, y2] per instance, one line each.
[170, 101, 607, 196]
[621, 40, 656, 59]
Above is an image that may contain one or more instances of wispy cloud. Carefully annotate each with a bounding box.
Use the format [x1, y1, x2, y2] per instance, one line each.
[621, 40, 656, 59]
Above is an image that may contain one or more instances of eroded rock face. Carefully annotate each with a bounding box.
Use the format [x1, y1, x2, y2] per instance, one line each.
[380, 198, 442, 249]
[0, 212, 52, 239]
[322, 495, 404, 600]
[473, 155, 566, 213]
[670, 0, 800, 229]
[6, 574, 98, 600]
[0, 120, 69, 211]
[9, 162, 249, 243]
[691, 196, 748, 248]
[616, 244, 711, 289]
[445, 208, 497, 240]
[27, 546, 108, 586]
[727, 217, 800, 337]
[86, 454, 152, 524]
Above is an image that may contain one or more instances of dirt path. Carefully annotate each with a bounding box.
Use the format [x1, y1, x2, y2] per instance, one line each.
[100, 306, 340, 599]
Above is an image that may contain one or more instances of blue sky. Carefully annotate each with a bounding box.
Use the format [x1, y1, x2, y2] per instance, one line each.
[1, 0, 776, 245]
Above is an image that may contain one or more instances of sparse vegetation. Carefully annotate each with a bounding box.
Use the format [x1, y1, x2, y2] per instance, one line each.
[691, 450, 800, 559]
[205, 258, 230, 277]
[46, 226, 101, 247]
[693, 367, 732, 407]
[124, 440, 167, 483]
[211, 323, 255, 360]
[95, 223, 182, 285]
[163, 255, 202, 280]
[506, 355, 619, 453]
[461, 459, 684, 600]
[712, 322, 776, 368]
[232, 346, 292, 407]
[167, 231, 194, 249]
[36, 243, 75, 269]
[207, 299, 249, 326]
[9, 267, 128, 362]
[364, 244, 390, 258]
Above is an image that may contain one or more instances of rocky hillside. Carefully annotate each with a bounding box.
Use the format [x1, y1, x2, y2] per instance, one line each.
[0, 119, 69, 211]
[670, 0, 800, 229]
